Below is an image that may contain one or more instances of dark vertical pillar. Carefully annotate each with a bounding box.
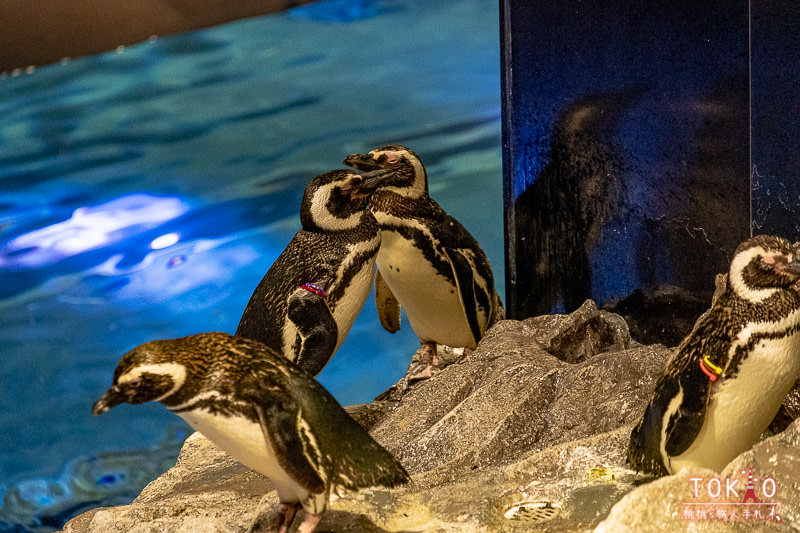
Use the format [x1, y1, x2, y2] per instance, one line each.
[501, 1, 752, 344]
[751, 1, 800, 237]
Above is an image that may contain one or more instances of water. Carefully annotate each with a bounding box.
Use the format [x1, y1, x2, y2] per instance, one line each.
[0, 0, 502, 530]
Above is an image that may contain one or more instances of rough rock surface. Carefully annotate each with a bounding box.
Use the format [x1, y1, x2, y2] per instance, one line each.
[595, 418, 800, 532]
[61, 302, 800, 532]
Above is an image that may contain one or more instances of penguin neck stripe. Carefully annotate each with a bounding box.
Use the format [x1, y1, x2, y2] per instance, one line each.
[168, 390, 248, 414]
[733, 307, 800, 350]
[309, 186, 362, 231]
[726, 307, 800, 377]
[302, 283, 327, 298]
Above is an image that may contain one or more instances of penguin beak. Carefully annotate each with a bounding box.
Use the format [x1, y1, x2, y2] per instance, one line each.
[785, 259, 800, 276]
[92, 386, 126, 415]
[343, 153, 381, 171]
[357, 168, 398, 191]
[786, 244, 800, 279]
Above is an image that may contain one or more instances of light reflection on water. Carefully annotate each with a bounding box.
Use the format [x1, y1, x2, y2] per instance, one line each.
[0, 194, 190, 269]
[0, 0, 501, 530]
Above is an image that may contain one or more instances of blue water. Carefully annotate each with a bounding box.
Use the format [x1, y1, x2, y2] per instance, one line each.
[0, 0, 502, 530]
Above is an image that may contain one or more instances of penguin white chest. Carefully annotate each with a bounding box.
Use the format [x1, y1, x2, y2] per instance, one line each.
[377, 228, 474, 348]
[330, 243, 378, 349]
[670, 329, 800, 473]
[178, 407, 307, 501]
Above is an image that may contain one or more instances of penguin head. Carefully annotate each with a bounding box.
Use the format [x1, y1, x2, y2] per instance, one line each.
[300, 169, 395, 232]
[92, 333, 241, 414]
[728, 234, 800, 303]
[92, 333, 292, 415]
[91, 337, 202, 414]
[343, 144, 428, 196]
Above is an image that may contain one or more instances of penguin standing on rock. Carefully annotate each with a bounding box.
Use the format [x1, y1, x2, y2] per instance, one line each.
[236, 168, 395, 376]
[92, 332, 410, 533]
[628, 234, 800, 476]
[344, 145, 504, 388]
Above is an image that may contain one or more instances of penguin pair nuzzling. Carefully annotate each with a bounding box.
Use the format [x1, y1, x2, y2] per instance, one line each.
[343, 145, 504, 391]
[238, 145, 503, 385]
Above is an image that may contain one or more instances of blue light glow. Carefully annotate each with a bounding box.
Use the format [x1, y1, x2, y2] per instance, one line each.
[0, 194, 189, 270]
[149, 232, 181, 250]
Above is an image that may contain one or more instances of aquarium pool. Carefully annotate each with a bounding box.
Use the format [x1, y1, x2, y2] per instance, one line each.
[0, 0, 502, 530]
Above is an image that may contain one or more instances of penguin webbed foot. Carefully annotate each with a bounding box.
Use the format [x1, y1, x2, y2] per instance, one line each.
[249, 501, 301, 533]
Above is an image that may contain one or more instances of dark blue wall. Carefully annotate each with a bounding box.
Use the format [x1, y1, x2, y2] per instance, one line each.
[501, 1, 798, 343]
[751, 2, 800, 236]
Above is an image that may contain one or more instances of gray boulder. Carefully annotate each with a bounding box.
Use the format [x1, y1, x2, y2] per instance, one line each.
[595, 418, 800, 532]
[60, 302, 799, 532]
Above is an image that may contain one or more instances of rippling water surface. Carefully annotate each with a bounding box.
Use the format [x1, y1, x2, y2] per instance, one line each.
[0, 0, 501, 529]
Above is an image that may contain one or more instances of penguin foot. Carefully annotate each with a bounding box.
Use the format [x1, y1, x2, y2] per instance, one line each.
[295, 513, 322, 533]
[249, 501, 299, 533]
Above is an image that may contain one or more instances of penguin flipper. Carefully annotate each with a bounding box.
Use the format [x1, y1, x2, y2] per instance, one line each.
[628, 362, 713, 475]
[287, 284, 338, 376]
[375, 270, 401, 333]
[627, 375, 679, 476]
[249, 389, 327, 495]
[663, 370, 712, 457]
[443, 248, 484, 345]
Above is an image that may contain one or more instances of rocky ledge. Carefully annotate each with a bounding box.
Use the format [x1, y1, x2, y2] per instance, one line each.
[62, 301, 800, 532]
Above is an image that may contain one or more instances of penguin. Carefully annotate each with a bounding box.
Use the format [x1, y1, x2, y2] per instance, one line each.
[92, 332, 410, 533]
[236, 168, 395, 377]
[628, 234, 800, 476]
[344, 145, 504, 384]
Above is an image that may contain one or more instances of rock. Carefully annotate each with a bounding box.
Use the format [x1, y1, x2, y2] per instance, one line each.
[539, 299, 632, 363]
[60, 303, 798, 532]
[595, 419, 800, 532]
[369, 318, 666, 484]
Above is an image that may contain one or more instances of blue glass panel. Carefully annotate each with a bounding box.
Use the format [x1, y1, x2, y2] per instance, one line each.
[501, 0, 758, 343]
[751, 1, 800, 236]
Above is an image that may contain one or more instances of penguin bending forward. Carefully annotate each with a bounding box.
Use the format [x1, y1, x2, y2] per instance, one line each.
[236, 168, 395, 376]
[93, 332, 410, 533]
[628, 234, 800, 476]
[344, 145, 504, 386]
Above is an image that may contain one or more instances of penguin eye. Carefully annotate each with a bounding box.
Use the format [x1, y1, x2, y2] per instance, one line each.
[338, 176, 361, 193]
[759, 252, 797, 277]
[376, 153, 399, 166]
[761, 252, 784, 269]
